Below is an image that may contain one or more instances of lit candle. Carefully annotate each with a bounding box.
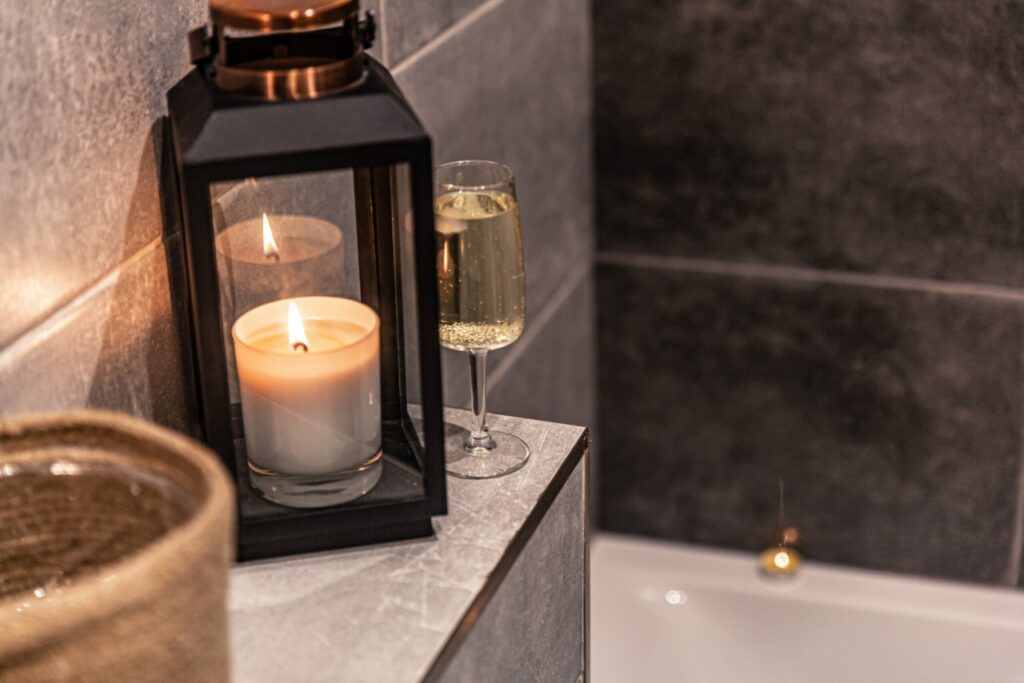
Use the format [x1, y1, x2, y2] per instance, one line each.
[232, 296, 382, 505]
[215, 213, 349, 401]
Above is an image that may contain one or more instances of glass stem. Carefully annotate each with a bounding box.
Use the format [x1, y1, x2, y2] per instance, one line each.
[466, 349, 496, 451]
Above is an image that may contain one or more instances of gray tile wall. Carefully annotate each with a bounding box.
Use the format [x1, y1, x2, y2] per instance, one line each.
[392, 0, 595, 428]
[595, 0, 1024, 586]
[0, 1, 595, 447]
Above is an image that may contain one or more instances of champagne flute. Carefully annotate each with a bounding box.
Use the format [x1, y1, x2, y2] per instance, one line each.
[434, 160, 529, 478]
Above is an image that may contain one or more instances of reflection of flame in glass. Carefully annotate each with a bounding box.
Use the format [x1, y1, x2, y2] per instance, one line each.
[288, 302, 310, 353]
[262, 213, 281, 261]
[438, 239, 454, 279]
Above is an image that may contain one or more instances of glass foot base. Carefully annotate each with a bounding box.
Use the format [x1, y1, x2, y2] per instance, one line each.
[248, 451, 383, 508]
[445, 431, 530, 479]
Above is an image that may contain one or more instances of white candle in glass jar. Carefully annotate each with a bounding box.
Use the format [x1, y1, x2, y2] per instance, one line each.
[232, 296, 381, 477]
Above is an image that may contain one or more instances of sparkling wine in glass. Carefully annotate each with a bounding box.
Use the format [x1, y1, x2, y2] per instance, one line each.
[434, 160, 529, 478]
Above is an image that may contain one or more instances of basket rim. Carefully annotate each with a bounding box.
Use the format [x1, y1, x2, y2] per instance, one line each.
[0, 410, 235, 655]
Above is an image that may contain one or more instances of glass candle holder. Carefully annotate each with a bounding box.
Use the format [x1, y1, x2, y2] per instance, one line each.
[232, 296, 382, 508]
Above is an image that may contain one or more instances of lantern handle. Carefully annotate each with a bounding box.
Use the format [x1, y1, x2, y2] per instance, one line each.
[188, 26, 215, 65]
[359, 10, 377, 50]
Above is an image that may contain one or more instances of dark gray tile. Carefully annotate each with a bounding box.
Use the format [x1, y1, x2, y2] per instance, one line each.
[441, 347, 472, 410]
[1020, 532, 1024, 587]
[0, 1, 207, 348]
[440, 460, 585, 682]
[489, 270, 595, 430]
[595, 0, 1024, 287]
[488, 270, 597, 516]
[395, 0, 593, 311]
[441, 268, 595, 425]
[0, 236, 192, 433]
[1018, 509, 1024, 587]
[597, 263, 1024, 585]
[380, 0, 486, 66]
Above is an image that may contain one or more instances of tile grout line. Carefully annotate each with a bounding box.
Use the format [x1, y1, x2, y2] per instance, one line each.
[391, 0, 506, 76]
[487, 259, 592, 391]
[0, 235, 168, 367]
[598, 250, 1024, 302]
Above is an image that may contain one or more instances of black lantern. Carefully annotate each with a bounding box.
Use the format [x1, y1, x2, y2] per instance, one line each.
[166, 0, 446, 561]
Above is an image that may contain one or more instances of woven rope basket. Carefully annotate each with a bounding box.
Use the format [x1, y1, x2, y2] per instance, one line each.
[0, 411, 235, 682]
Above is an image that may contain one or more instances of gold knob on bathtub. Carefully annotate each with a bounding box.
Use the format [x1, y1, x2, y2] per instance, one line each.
[759, 545, 802, 577]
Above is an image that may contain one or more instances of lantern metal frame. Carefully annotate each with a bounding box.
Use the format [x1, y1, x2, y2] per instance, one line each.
[166, 57, 447, 561]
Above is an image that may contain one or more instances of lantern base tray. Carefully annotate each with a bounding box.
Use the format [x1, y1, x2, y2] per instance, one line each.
[230, 418, 437, 561]
[248, 450, 384, 508]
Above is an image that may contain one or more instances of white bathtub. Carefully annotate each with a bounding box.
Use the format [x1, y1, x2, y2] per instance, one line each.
[591, 534, 1024, 683]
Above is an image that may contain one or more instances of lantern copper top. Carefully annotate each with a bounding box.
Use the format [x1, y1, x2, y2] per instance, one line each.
[209, 0, 358, 32]
[195, 0, 373, 100]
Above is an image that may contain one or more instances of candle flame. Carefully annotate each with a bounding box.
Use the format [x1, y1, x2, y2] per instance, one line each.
[288, 302, 310, 353]
[262, 213, 281, 262]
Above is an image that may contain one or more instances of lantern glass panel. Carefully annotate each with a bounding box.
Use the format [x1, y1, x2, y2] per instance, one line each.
[205, 163, 427, 508]
[396, 164, 426, 443]
[211, 170, 361, 404]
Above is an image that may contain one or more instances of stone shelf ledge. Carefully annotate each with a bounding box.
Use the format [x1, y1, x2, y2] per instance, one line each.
[229, 410, 589, 682]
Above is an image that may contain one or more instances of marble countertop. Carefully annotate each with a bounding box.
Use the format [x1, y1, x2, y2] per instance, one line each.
[228, 411, 587, 683]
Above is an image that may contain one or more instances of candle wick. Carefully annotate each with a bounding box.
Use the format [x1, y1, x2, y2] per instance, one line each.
[266, 252, 281, 263]
[291, 341, 309, 353]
